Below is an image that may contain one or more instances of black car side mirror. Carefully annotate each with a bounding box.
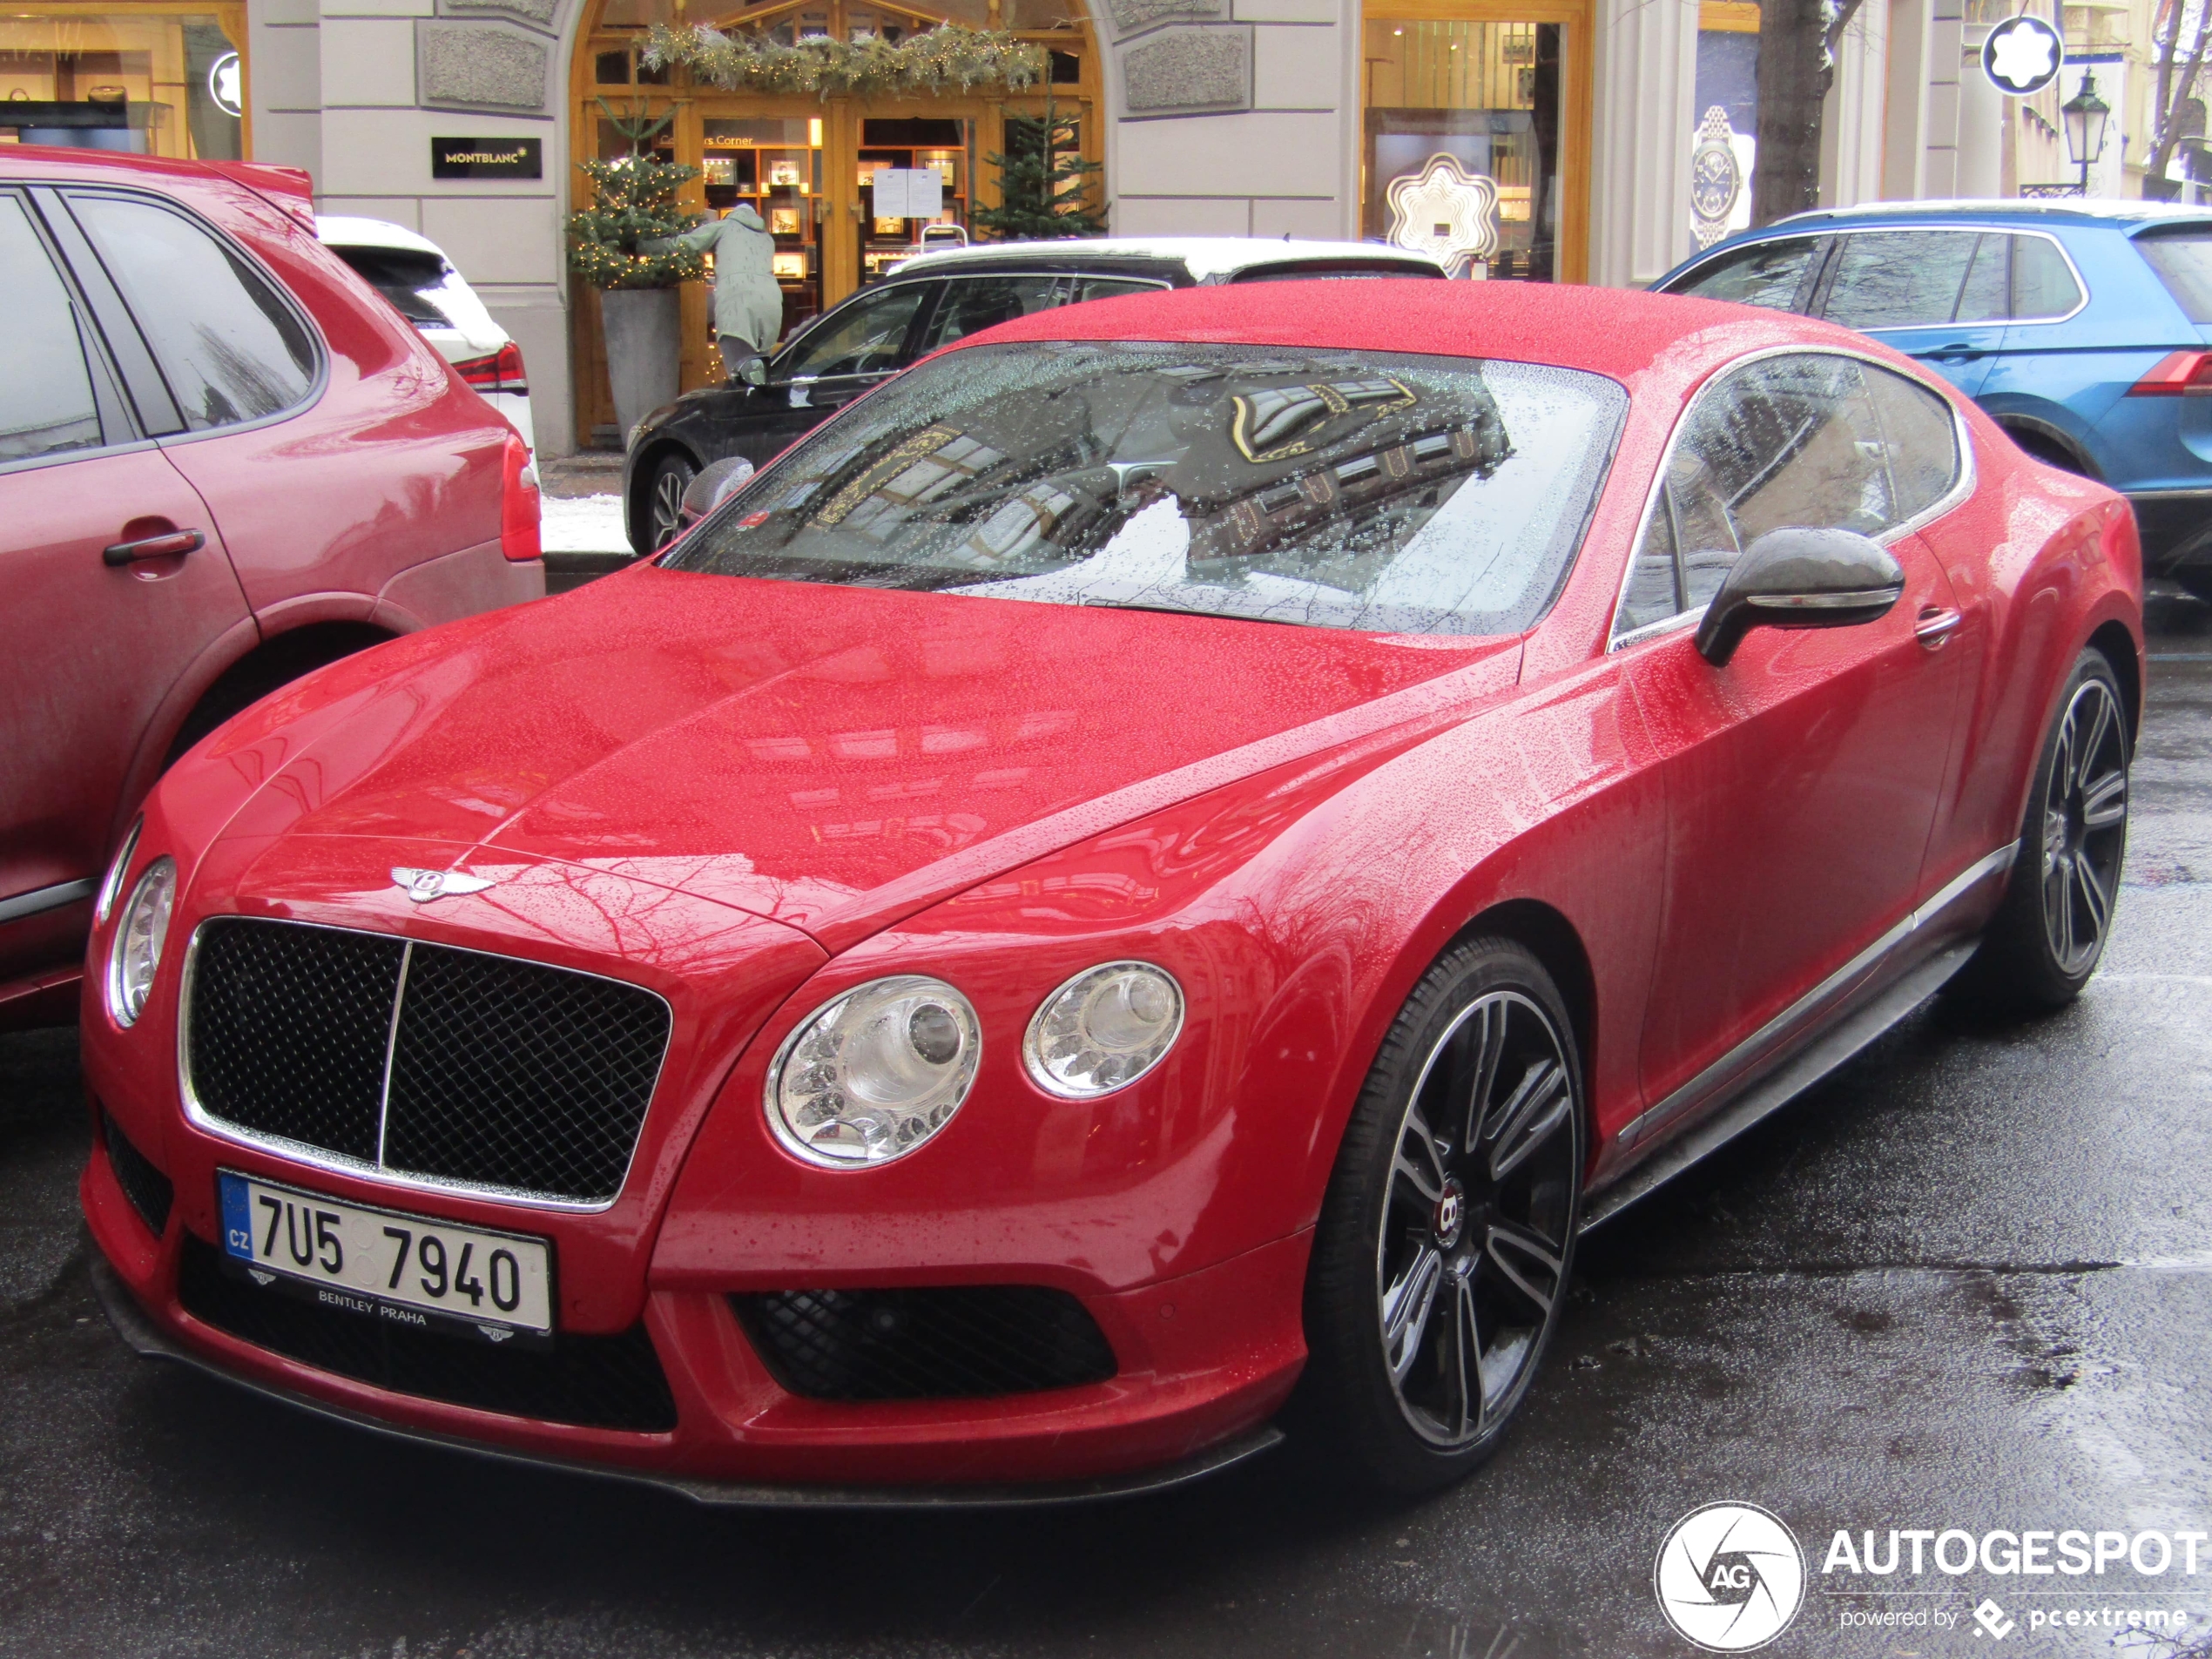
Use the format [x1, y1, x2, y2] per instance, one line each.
[739, 357, 769, 389]
[1695, 527, 1906, 667]
[675, 456, 756, 537]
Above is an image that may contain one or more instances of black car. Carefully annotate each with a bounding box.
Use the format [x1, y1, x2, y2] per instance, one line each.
[622, 237, 1446, 551]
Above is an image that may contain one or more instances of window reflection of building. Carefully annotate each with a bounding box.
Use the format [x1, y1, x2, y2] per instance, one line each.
[0, 7, 246, 160]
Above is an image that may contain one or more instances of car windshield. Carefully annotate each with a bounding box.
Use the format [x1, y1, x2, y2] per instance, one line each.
[665, 341, 1626, 635]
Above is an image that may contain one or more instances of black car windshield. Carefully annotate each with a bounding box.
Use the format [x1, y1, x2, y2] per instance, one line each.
[665, 341, 1627, 635]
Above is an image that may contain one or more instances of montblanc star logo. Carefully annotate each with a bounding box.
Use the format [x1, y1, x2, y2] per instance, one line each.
[1983, 15, 2063, 96]
[391, 867, 497, 903]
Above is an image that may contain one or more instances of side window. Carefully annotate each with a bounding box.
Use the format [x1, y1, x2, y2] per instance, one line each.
[914, 274, 1063, 354]
[68, 192, 315, 431]
[0, 196, 105, 465]
[1667, 236, 1823, 310]
[1952, 233, 2010, 322]
[1861, 363, 1961, 521]
[2011, 235, 2083, 320]
[1615, 353, 1944, 641]
[779, 282, 928, 379]
[1069, 276, 1163, 303]
[1820, 230, 1983, 329]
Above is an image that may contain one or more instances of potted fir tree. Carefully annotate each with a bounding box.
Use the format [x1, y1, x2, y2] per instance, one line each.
[568, 102, 706, 441]
[974, 97, 1106, 239]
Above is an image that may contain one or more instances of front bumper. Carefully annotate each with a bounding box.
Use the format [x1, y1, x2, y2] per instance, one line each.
[82, 1121, 1310, 1498]
[89, 1251, 1284, 1508]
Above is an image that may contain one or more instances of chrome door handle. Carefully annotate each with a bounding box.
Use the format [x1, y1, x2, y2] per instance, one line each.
[1915, 605, 1963, 649]
[103, 528, 205, 566]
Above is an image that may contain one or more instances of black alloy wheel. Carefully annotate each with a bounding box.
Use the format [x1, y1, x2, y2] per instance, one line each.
[1959, 647, 2132, 1011]
[642, 452, 697, 553]
[1296, 938, 1583, 1495]
[2038, 672, 2129, 977]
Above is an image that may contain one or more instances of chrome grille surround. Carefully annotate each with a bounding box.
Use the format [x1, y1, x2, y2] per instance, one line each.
[179, 916, 674, 1212]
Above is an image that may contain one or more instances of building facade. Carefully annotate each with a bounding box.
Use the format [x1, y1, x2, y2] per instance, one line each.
[3, 0, 2168, 454]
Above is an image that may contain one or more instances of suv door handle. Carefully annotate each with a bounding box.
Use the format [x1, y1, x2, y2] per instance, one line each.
[103, 528, 205, 566]
[1920, 344, 1987, 361]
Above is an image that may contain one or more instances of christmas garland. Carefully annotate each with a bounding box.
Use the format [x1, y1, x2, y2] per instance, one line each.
[639, 22, 1047, 98]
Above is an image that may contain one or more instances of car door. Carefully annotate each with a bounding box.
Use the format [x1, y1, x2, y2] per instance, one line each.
[1814, 228, 2006, 397]
[1614, 349, 1966, 1122]
[0, 186, 253, 994]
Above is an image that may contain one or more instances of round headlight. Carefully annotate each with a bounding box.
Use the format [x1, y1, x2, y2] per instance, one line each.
[1022, 961, 1184, 1099]
[766, 975, 981, 1168]
[106, 856, 176, 1028]
[94, 816, 144, 925]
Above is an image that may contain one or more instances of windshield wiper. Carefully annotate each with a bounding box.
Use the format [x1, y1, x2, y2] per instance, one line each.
[1076, 598, 1317, 627]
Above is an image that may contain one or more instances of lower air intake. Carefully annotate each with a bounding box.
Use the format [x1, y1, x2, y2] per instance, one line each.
[732, 1285, 1117, 1401]
[103, 1110, 173, 1238]
[178, 1237, 677, 1432]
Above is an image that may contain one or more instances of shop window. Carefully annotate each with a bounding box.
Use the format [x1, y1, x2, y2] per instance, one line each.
[1362, 19, 1561, 281]
[1049, 50, 1080, 84]
[595, 50, 633, 84]
[0, 12, 243, 161]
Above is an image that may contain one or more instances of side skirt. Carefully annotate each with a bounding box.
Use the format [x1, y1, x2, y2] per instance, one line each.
[1579, 841, 2016, 1231]
[1580, 936, 1976, 1231]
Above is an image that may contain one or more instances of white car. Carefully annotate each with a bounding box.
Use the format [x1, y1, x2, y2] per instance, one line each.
[316, 216, 535, 452]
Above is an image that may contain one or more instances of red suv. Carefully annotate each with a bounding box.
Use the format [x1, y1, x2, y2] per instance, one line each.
[0, 148, 543, 1028]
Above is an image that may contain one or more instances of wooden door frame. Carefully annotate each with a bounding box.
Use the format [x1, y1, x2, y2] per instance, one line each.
[1359, 0, 1593, 285]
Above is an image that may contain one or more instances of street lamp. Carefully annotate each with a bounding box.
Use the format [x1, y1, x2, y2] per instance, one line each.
[2062, 71, 2112, 193]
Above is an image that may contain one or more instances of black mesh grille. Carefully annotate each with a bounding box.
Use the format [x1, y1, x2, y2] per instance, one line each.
[102, 1110, 173, 1238]
[187, 919, 402, 1162]
[185, 919, 671, 1204]
[732, 1287, 1117, 1401]
[382, 945, 669, 1202]
[177, 1237, 678, 1432]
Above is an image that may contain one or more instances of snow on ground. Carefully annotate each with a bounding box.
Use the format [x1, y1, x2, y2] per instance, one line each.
[540, 493, 630, 555]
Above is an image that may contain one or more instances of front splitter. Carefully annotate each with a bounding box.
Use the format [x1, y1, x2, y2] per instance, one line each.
[91, 1253, 1285, 1509]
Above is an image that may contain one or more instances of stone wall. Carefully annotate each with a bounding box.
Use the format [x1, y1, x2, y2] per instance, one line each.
[247, 0, 578, 453]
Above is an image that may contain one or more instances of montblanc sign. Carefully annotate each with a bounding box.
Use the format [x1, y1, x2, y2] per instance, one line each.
[430, 137, 543, 179]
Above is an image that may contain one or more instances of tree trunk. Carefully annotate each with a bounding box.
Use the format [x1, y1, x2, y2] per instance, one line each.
[1752, 0, 1831, 225]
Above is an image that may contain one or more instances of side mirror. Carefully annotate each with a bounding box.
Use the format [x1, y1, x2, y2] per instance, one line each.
[676, 455, 755, 536]
[739, 357, 769, 388]
[1695, 527, 1905, 667]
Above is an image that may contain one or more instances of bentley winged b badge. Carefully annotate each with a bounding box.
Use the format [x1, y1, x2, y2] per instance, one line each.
[391, 867, 497, 903]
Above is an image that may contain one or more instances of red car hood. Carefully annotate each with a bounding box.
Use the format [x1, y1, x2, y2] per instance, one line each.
[212, 566, 1518, 949]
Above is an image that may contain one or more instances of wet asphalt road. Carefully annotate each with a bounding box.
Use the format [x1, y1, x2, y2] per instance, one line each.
[2, 597, 2209, 1659]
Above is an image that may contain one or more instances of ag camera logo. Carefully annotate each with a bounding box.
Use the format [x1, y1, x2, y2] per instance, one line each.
[1655, 1502, 1806, 1651]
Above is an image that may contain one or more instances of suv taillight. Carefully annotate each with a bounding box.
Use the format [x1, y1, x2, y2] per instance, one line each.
[455, 341, 528, 396]
[2127, 350, 2212, 396]
[500, 431, 541, 563]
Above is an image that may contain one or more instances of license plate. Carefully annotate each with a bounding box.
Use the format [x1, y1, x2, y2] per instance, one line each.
[219, 1170, 554, 1343]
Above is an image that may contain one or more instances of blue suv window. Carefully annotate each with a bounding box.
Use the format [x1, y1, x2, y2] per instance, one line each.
[1821, 229, 2080, 327]
[2134, 228, 2212, 322]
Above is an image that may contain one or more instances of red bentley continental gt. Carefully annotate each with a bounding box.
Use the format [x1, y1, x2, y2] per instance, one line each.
[82, 280, 2141, 1503]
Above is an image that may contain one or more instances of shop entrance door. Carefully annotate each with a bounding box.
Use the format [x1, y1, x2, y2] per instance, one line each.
[575, 0, 1101, 437]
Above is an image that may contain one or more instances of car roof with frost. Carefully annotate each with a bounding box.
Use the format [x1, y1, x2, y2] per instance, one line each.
[941, 273, 1870, 385]
[891, 237, 1445, 281]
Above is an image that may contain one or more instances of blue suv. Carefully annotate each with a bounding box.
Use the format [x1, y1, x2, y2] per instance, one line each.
[1654, 200, 2212, 598]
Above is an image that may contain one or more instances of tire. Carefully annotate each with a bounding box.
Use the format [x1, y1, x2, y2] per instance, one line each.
[635, 450, 697, 554]
[1293, 937, 1584, 1498]
[1957, 647, 2131, 1013]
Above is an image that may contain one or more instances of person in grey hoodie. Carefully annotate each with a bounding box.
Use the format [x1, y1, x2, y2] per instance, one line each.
[644, 203, 785, 381]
